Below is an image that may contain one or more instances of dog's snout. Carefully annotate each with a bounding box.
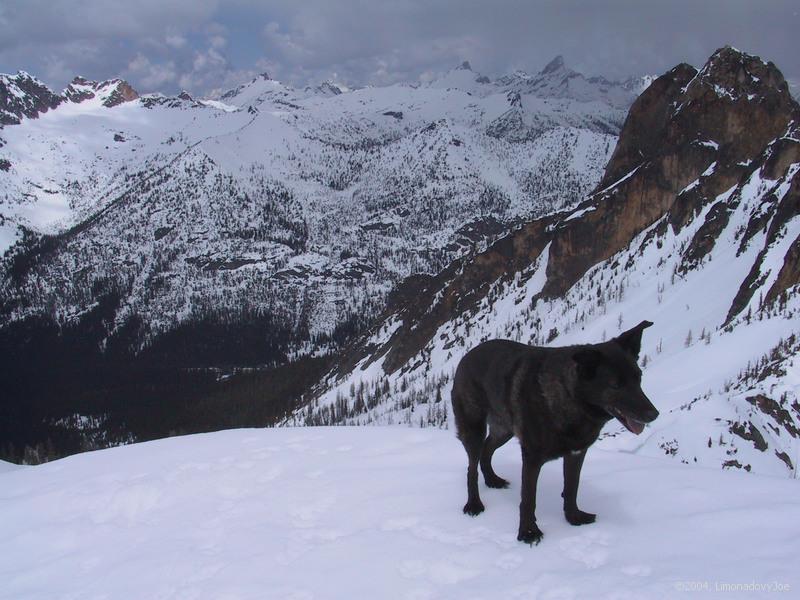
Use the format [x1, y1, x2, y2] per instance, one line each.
[643, 407, 659, 422]
[636, 393, 659, 422]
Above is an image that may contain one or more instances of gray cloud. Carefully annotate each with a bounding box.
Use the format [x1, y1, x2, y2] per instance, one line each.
[0, 0, 797, 96]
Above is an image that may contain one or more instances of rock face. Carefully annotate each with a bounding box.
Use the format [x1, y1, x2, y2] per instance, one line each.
[63, 76, 139, 108]
[1, 73, 139, 130]
[0, 71, 64, 125]
[294, 48, 800, 477]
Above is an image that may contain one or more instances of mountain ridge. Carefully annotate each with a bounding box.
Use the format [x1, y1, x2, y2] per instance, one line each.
[288, 47, 800, 478]
[0, 53, 629, 462]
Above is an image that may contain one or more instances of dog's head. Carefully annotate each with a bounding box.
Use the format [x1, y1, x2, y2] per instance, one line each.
[572, 320, 659, 434]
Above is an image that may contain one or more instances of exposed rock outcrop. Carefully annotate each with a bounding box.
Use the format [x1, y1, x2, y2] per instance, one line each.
[0, 71, 63, 126]
[64, 76, 139, 108]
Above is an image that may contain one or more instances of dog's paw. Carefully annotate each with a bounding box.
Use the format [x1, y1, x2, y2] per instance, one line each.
[565, 509, 596, 526]
[517, 525, 544, 545]
[484, 475, 510, 489]
[463, 499, 485, 516]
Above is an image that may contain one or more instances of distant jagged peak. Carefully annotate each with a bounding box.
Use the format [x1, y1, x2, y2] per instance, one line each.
[540, 55, 566, 75]
[64, 76, 139, 108]
[0, 70, 63, 125]
[315, 80, 345, 96]
[494, 56, 577, 90]
[495, 55, 636, 110]
[622, 74, 657, 96]
[2, 70, 50, 88]
[177, 90, 194, 102]
[218, 71, 288, 103]
[424, 60, 491, 92]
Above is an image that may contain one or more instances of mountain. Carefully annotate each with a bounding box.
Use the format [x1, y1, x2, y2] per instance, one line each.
[63, 76, 139, 108]
[2, 427, 799, 598]
[0, 60, 627, 461]
[494, 56, 637, 111]
[289, 47, 800, 477]
[0, 71, 63, 126]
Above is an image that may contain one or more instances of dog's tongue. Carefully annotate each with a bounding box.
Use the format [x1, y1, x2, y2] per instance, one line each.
[622, 415, 645, 435]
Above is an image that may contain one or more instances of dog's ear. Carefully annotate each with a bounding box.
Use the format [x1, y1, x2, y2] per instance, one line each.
[614, 320, 653, 358]
[573, 348, 603, 380]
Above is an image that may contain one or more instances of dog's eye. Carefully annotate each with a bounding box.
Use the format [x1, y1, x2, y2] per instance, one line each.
[611, 380, 623, 390]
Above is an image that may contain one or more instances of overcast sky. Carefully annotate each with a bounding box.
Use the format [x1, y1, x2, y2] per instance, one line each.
[0, 0, 797, 97]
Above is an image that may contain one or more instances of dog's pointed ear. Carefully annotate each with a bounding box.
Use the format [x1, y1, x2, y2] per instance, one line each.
[614, 320, 653, 358]
[573, 348, 603, 379]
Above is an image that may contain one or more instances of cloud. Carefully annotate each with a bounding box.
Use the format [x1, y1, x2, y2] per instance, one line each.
[255, 0, 799, 88]
[0, 0, 219, 50]
[165, 35, 188, 49]
[127, 54, 177, 89]
[0, 0, 797, 97]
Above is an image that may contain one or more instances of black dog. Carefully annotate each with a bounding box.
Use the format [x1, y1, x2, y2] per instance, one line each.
[452, 321, 658, 545]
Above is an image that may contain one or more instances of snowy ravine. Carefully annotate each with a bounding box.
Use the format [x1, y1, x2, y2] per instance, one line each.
[1, 427, 798, 599]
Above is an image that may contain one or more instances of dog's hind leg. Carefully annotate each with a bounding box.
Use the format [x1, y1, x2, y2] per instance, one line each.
[562, 449, 596, 526]
[453, 391, 487, 516]
[480, 428, 512, 489]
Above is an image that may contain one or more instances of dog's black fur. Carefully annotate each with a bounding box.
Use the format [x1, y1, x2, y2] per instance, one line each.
[452, 320, 658, 545]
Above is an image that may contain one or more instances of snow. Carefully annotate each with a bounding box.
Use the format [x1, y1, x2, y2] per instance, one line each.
[0, 221, 19, 251]
[595, 165, 640, 195]
[696, 139, 719, 150]
[564, 205, 596, 221]
[0, 460, 21, 473]
[1, 427, 798, 600]
[199, 99, 239, 112]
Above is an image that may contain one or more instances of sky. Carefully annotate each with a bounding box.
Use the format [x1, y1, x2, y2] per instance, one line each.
[0, 0, 797, 97]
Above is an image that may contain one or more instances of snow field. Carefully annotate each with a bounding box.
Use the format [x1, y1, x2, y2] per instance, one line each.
[2, 427, 799, 599]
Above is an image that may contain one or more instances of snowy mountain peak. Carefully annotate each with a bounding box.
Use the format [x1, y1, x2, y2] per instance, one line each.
[493, 57, 636, 110]
[0, 70, 63, 125]
[63, 76, 139, 108]
[622, 74, 657, 96]
[425, 61, 492, 92]
[541, 54, 566, 75]
[217, 72, 298, 108]
[315, 80, 345, 96]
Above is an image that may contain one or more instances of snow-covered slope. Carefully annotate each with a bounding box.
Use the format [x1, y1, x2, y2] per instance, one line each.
[0, 59, 623, 351]
[2, 427, 798, 599]
[290, 48, 800, 477]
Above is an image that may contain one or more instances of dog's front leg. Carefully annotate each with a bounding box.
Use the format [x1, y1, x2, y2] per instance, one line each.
[562, 449, 596, 525]
[517, 448, 544, 545]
